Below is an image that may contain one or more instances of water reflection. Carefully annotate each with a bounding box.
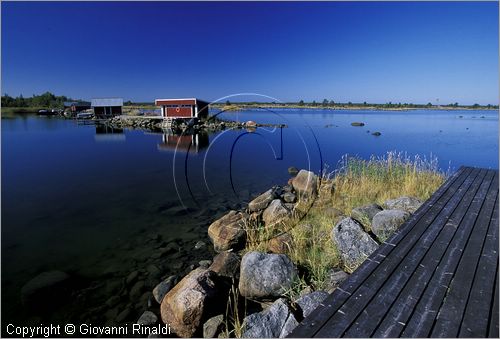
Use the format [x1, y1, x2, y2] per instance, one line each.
[94, 125, 125, 142]
[157, 130, 209, 153]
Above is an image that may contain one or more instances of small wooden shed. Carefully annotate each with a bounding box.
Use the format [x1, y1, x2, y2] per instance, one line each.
[91, 98, 123, 117]
[155, 98, 209, 120]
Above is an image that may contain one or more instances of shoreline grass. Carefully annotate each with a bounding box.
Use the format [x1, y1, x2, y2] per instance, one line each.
[244, 151, 446, 290]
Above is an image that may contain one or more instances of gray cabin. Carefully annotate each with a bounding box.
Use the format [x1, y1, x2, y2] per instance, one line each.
[91, 98, 123, 117]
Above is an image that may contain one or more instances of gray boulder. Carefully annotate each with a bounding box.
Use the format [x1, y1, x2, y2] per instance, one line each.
[248, 189, 275, 212]
[332, 218, 379, 271]
[239, 251, 297, 298]
[208, 210, 247, 252]
[137, 310, 158, 325]
[262, 199, 291, 226]
[242, 299, 298, 338]
[152, 275, 178, 304]
[351, 203, 383, 231]
[384, 196, 422, 213]
[371, 209, 410, 241]
[295, 291, 329, 318]
[292, 170, 318, 198]
[203, 314, 224, 338]
[209, 252, 241, 279]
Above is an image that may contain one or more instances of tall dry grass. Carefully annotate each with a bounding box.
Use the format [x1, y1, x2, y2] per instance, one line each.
[330, 151, 446, 216]
[243, 151, 447, 292]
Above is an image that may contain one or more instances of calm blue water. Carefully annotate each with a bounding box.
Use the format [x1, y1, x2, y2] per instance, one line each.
[1, 109, 498, 325]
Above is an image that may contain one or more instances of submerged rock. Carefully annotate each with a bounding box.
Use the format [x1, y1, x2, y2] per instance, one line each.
[160, 268, 222, 337]
[194, 241, 207, 250]
[332, 218, 379, 271]
[384, 196, 422, 213]
[292, 170, 318, 199]
[21, 270, 70, 307]
[371, 131, 382, 136]
[351, 122, 365, 126]
[241, 298, 298, 338]
[288, 166, 299, 176]
[371, 209, 410, 241]
[137, 310, 158, 326]
[152, 275, 178, 304]
[295, 291, 329, 318]
[208, 210, 247, 252]
[239, 251, 297, 298]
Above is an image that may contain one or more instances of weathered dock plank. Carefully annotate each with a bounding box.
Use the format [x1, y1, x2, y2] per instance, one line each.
[288, 167, 499, 338]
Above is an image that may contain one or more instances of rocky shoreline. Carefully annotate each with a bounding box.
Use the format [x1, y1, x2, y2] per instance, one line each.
[19, 169, 423, 338]
[97, 115, 287, 133]
[131, 170, 422, 337]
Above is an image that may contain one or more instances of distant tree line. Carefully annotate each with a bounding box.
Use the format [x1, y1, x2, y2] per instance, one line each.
[1, 92, 75, 108]
[294, 99, 498, 109]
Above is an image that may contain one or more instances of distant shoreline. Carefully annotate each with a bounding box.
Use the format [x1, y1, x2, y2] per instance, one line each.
[214, 104, 499, 112]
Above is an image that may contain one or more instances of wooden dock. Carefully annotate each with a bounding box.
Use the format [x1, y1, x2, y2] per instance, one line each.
[290, 166, 499, 338]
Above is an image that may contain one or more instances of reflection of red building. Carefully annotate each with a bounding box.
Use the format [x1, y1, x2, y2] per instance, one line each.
[157, 132, 209, 153]
[155, 98, 209, 120]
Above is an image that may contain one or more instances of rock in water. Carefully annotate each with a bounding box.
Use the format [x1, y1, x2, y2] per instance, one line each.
[239, 251, 297, 298]
[384, 196, 422, 213]
[288, 166, 299, 176]
[371, 209, 410, 241]
[137, 310, 158, 325]
[21, 270, 70, 307]
[351, 203, 384, 231]
[152, 275, 178, 304]
[248, 189, 275, 212]
[209, 252, 241, 279]
[262, 199, 291, 226]
[351, 122, 365, 126]
[292, 170, 318, 198]
[332, 218, 379, 271]
[208, 210, 247, 252]
[242, 299, 298, 338]
[160, 268, 221, 337]
[295, 291, 329, 318]
[203, 314, 224, 338]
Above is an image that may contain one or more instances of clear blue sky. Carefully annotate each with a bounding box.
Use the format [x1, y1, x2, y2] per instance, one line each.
[2, 1, 498, 104]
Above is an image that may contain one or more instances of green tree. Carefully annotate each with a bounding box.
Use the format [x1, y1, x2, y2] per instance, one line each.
[329, 100, 335, 105]
[298, 100, 304, 106]
[427, 102, 433, 107]
[322, 99, 329, 107]
[472, 103, 480, 108]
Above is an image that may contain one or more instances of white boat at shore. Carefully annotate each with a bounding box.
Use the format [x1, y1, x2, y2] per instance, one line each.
[76, 112, 94, 119]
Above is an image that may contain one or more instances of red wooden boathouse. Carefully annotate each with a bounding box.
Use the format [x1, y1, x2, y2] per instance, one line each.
[155, 98, 210, 120]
